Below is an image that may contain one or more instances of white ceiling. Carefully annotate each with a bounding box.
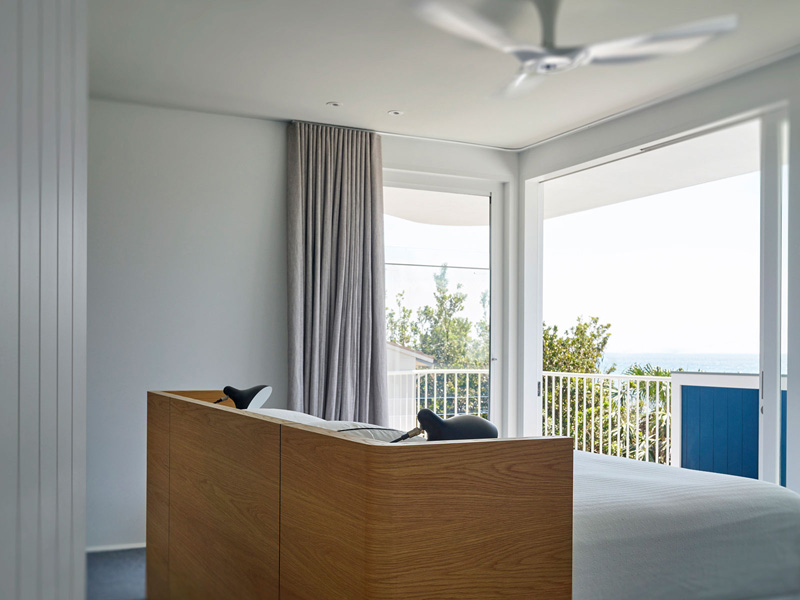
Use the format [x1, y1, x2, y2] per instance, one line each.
[543, 118, 760, 219]
[384, 187, 490, 225]
[89, 0, 800, 149]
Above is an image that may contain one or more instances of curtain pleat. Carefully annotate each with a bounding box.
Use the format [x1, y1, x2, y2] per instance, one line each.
[287, 122, 389, 426]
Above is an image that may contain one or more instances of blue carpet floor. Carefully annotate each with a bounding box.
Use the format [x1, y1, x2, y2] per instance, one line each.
[87, 548, 146, 600]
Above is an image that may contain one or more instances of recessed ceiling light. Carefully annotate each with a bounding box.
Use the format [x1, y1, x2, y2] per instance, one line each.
[326, 101, 342, 107]
[387, 110, 404, 116]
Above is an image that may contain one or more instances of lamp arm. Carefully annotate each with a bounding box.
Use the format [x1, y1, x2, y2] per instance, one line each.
[390, 427, 424, 443]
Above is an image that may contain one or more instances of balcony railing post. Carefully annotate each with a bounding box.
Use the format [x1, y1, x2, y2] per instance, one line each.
[635, 380, 640, 460]
[536, 371, 672, 465]
[390, 368, 673, 466]
[582, 377, 587, 452]
[387, 369, 492, 428]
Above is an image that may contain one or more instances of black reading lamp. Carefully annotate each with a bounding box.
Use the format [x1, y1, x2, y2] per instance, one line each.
[214, 385, 272, 410]
[392, 408, 498, 442]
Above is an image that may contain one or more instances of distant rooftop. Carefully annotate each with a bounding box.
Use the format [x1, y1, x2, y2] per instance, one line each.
[387, 342, 435, 368]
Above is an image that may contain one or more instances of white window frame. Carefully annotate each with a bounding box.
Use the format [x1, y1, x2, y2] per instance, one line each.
[383, 169, 508, 436]
[786, 103, 800, 491]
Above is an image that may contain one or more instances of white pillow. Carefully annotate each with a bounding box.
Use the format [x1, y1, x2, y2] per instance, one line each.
[323, 421, 411, 442]
[246, 409, 423, 442]
[246, 408, 327, 426]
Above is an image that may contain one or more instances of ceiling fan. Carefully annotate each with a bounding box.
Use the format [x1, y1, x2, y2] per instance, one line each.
[415, 0, 738, 96]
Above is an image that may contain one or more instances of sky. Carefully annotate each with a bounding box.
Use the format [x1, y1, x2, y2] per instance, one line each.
[543, 172, 760, 355]
[384, 211, 490, 327]
[384, 170, 771, 358]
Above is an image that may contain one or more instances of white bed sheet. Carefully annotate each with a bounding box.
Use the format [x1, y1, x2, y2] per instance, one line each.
[574, 451, 800, 600]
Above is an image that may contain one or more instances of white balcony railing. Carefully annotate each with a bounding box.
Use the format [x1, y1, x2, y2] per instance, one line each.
[388, 369, 673, 466]
[543, 371, 673, 465]
[387, 369, 489, 432]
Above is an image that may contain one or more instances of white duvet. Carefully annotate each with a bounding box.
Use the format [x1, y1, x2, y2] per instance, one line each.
[575, 451, 800, 600]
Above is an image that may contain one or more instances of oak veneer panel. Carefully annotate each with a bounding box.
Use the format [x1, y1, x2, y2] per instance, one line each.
[146, 393, 171, 600]
[280, 427, 573, 600]
[167, 397, 281, 599]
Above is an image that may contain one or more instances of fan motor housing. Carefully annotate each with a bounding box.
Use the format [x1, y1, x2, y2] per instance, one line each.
[535, 51, 586, 74]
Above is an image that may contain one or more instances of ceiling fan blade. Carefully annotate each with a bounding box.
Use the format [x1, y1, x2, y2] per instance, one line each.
[501, 67, 545, 97]
[585, 14, 738, 65]
[415, 0, 524, 54]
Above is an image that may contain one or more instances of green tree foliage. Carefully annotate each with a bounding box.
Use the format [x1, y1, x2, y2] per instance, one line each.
[386, 291, 415, 348]
[542, 316, 612, 374]
[386, 266, 490, 418]
[468, 290, 490, 367]
[416, 268, 475, 368]
[386, 266, 489, 369]
[623, 363, 676, 378]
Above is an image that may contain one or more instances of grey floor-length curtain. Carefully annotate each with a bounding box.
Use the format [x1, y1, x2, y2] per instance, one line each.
[287, 122, 389, 426]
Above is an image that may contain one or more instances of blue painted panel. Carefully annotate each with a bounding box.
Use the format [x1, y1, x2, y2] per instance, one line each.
[682, 385, 787, 485]
[699, 387, 715, 473]
[781, 391, 787, 487]
[682, 386, 701, 471]
[712, 388, 728, 474]
[741, 389, 759, 479]
[681, 386, 758, 479]
[726, 389, 743, 477]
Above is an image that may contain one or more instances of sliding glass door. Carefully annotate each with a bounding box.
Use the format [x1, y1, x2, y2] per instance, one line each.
[537, 111, 788, 483]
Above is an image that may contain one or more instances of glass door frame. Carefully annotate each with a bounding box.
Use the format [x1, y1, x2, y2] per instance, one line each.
[527, 107, 788, 483]
[382, 170, 508, 435]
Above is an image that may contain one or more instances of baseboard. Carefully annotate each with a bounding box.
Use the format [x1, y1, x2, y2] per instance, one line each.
[86, 542, 146, 553]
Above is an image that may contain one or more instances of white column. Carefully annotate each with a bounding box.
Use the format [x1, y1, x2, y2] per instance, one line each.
[517, 177, 544, 437]
[760, 112, 784, 484]
[0, 0, 88, 597]
[489, 184, 508, 436]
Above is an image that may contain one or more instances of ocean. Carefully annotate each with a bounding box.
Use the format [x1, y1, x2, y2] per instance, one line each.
[601, 352, 763, 375]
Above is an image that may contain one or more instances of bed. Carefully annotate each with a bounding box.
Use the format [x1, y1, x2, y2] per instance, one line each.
[574, 451, 800, 600]
[146, 390, 800, 599]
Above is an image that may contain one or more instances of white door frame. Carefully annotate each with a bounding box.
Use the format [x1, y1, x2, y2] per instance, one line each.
[760, 110, 786, 484]
[383, 170, 509, 436]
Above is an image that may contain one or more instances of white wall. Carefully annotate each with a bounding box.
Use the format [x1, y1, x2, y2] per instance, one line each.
[87, 99, 288, 548]
[1, 0, 88, 597]
[87, 99, 521, 548]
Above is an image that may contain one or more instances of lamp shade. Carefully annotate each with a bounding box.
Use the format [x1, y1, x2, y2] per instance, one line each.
[223, 385, 272, 410]
[416, 409, 498, 441]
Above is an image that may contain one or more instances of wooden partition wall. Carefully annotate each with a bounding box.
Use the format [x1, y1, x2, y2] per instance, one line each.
[147, 392, 282, 599]
[147, 391, 573, 599]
